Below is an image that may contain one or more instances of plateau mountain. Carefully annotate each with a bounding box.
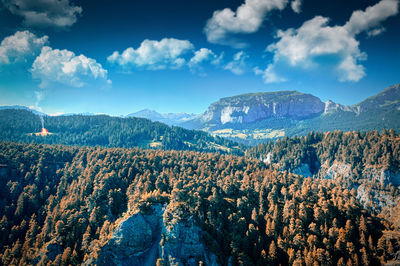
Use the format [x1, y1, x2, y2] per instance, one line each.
[183, 84, 400, 143]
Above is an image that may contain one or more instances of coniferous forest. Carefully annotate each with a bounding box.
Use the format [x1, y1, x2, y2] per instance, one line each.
[1, 0, 400, 264]
[0, 130, 399, 265]
[0, 109, 243, 155]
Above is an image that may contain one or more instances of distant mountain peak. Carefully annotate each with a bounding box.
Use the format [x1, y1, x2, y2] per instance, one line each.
[0, 105, 47, 116]
[181, 84, 400, 143]
[195, 90, 325, 127]
[127, 109, 197, 126]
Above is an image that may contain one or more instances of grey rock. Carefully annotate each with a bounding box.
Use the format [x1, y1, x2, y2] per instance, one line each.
[293, 164, 312, 177]
[94, 203, 219, 266]
[96, 204, 163, 266]
[198, 91, 325, 127]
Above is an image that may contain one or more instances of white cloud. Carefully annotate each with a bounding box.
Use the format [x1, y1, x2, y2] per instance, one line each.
[188, 48, 223, 76]
[254, 65, 286, 83]
[31, 46, 111, 88]
[108, 38, 194, 70]
[189, 48, 216, 65]
[344, 0, 399, 35]
[291, 0, 302, 13]
[3, 0, 82, 29]
[262, 0, 399, 83]
[204, 0, 289, 47]
[367, 27, 386, 37]
[0, 30, 48, 65]
[224, 51, 249, 75]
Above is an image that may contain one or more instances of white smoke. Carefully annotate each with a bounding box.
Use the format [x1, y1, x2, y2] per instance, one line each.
[34, 90, 45, 129]
[40, 115, 44, 129]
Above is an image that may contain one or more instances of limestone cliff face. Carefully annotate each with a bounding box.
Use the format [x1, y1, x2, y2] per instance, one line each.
[323, 100, 360, 115]
[199, 91, 325, 127]
[96, 205, 163, 266]
[94, 204, 218, 266]
[316, 162, 400, 212]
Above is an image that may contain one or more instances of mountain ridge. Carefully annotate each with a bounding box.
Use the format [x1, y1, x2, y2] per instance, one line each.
[127, 109, 197, 126]
[182, 83, 400, 143]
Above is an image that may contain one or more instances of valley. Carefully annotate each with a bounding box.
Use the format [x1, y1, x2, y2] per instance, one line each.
[0, 85, 399, 265]
[1, 0, 400, 264]
[0, 135, 399, 265]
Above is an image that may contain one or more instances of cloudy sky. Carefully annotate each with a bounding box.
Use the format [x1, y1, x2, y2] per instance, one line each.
[0, 0, 399, 115]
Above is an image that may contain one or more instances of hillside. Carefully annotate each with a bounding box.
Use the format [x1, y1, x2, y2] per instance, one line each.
[0, 141, 399, 265]
[183, 84, 400, 144]
[246, 130, 400, 221]
[0, 109, 243, 154]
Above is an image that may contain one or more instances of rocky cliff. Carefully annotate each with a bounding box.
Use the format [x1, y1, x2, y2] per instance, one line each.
[93, 204, 218, 266]
[291, 160, 400, 213]
[183, 84, 400, 143]
[198, 91, 325, 127]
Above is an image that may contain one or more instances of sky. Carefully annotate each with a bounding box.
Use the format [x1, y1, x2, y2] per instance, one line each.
[0, 0, 399, 115]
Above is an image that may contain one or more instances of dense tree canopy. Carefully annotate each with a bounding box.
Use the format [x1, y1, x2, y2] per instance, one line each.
[0, 109, 243, 155]
[0, 140, 399, 265]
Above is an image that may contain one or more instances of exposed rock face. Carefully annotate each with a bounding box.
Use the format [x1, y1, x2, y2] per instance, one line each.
[95, 203, 219, 266]
[362, 167, 400, 186]
[160, 203, 219, 265]
[182, 84, 400, 143]
[316, 161, 399, 212]
[96, 205, 163, 266]
[323, 100, 359, 114]
[293, 164, 312, 177]
[323, 163, 352, 179]
[357, 183, 397, 212]
[200, 91, 325, 126]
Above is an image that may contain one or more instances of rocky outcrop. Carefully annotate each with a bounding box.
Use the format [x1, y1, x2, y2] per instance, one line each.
[356, 184, 397, 212]
[160, 203, 219, 266]
[199, 91, 325, 126]
[182, 84, 400, 142]
[323, 163, 352, 180]
[95, 203, 219, 266]
[96, 204, 163, 266]
[293, 164, 312, 177]
[362, 167, 400, 186]
[323, 100, 359, 115]
[316, 162, 399, 212]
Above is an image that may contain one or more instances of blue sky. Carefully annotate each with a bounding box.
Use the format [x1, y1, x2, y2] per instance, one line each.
[0, 0, 399, 115]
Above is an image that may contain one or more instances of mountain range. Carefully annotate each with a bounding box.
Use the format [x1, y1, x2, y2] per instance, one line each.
[127, 109, 196, 125]
[181, 83, 400, 143]
[2, 84, 399, 144]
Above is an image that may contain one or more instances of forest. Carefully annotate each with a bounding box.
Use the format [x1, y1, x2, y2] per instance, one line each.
[0, 131, 399, 265]
[246, 130, 400, 174]
[0, 109, 243, 155]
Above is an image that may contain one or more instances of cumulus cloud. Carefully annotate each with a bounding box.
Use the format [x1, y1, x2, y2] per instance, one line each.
[344, 0, 399, 35]
[0, 30, 48, 65]
[260, 0, 399, 83]
[204, 0, 289, 47]
[3, 0, 82, 29]
[189, 48, 216, 65]
[291, 0, 302, 13]
[31, 46, 110, 88]
[187, 48, 223, 76]
[107, 38, 194, 70]
[254, 65, 286, 83]
[224, 51, 249, 75]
